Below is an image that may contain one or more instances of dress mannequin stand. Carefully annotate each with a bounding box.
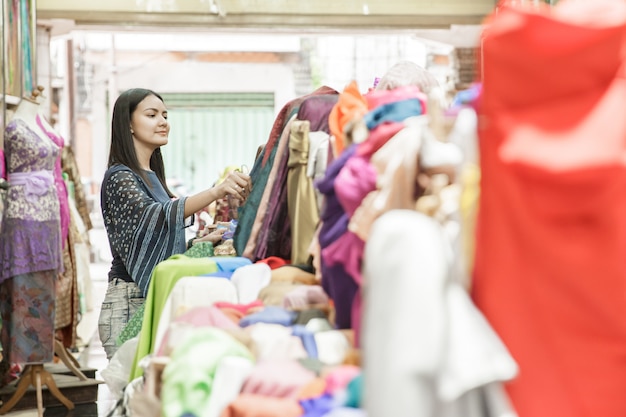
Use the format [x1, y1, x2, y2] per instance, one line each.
[0, 94, 75, 417]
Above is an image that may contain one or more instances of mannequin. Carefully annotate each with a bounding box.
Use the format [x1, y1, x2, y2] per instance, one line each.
[0, 95, 73, 415]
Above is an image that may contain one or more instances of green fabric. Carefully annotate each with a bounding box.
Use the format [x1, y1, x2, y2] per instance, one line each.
[184, 241, 214, 258]
[129, 254, 218, 380]
[116, 303, 145, 346]
[161, 328, 254, 417]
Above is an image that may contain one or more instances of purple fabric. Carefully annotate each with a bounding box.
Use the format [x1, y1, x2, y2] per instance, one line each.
[7, 170, 53, 202]
[239, 306, 298, 328]
[0, 119, 61, 281]
[297, 94, 339, 134]
[36, 115, 70, 248]
[334, 156, 377, 217]
[254, 135, 291, 260]
[316, 145, 359, 329]
[299, 393, 335, 417]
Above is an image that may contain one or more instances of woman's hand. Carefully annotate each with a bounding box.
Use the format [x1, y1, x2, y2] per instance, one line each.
[218, 170, 252, 202]
[193, 228, 226, 245]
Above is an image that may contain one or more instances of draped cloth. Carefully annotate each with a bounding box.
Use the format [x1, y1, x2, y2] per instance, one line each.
[101, 165, 188, 296]
[473, 2, 626, 417]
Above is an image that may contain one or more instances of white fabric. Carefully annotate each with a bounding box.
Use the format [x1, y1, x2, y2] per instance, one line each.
[205, 356, 255, 417]
[314, 330, 350, 366]
[230, 263, 272, 305]
[154, 276, 238, 353]
[245, 323, 307, 361]
[362, 210, 518, 417]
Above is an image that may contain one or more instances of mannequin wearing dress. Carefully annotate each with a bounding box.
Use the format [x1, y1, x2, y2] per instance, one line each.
[0, 95, 61, 375]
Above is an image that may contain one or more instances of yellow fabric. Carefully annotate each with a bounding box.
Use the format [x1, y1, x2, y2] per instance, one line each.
[459, 163, 480, 287]
[287, 120, 320, 265]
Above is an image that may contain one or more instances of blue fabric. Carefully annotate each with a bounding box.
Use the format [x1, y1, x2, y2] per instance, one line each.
[292, 325, 318, 358]
[363, 98, 423, 130]
[344, 374, 363, 408]
[239, 306, 297, 327]
[201, 271, 233, 279]
[213, 256, 252, 272]
[300, 393, 335, 417]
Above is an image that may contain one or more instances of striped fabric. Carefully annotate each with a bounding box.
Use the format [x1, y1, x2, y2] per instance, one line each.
[101, 165, 187, 296]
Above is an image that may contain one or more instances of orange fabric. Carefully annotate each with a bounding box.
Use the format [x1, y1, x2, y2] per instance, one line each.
[220, 394, 303, 417]
[295, 377, 327, 400]
[328, 81, 368, 155]
[473, 2, 626, 417]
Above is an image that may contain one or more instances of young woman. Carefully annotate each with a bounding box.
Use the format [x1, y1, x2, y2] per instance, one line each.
[98, 88, 251, 359]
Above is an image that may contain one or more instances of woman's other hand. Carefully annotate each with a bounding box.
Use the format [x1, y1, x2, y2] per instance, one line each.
[219, 170, 252, 201]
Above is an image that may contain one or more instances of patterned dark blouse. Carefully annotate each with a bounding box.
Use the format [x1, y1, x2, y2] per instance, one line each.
[100, 164, 187, 296]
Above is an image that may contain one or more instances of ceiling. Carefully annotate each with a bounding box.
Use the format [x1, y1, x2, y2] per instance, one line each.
[37, 0, 495, 33]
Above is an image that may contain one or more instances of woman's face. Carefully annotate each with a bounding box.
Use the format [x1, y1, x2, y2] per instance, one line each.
[130, 94, 170, 152]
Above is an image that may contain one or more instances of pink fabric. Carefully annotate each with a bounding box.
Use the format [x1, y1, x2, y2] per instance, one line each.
[157, 306, 239, 355]
[334, 156, 377, 217]
[36, 115, 69, 248]
[214, 300, 265, 315]
[282, 285, 329, 309]
[356, 122, 405, 159]
[324, 365, 361, 394]
[241, 359, 316, 399]
[365, 85, 426, 110]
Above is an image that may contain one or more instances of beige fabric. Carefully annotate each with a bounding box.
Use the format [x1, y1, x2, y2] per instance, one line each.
[287, 120, 320, 265]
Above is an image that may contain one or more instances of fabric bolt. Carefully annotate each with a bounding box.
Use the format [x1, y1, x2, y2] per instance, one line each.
[161, 328, 254, 417]
[271, 266, 317, 285]
[56, 209, 79, 348]
[296, 94, 339, 134]
[185, 241, 214, 258]
[316, 146, 358, 330]
[314, 331, 350, 366]
[295, 309, 328, 326]
[473, 2, 626, 417]
[0, 270, 56, 367]
[230, 263, 272, 305]
[257, 281, 303, 307]
[245, 323, 308, 361]
[205, 356, 256, 417]
[213, 256, 252, 272]
[299, 393, 335, 417]
[291, 325, 318, 359]
[324, 366, 361, 395]
[61, 143, 92, 231]
[296, 377, 327, 400]
[363, 210, 517, 417]
[153, 276, 238, 356]
[241, 359, 316, 399]
[36, 115, 69, 248]
[362, 98, 423, 130]
[101, 165, 188, 296]
[328, 81, 369, 156]
[219, 394, 303, 417]
[283, 285, 329, 310]
[0, 119, 62, 281]
[213, 300, 265, 316]
[287, 120, 321, 265]
[236, 86, 337, 258]
[344, 374, 363, 408]
[253, 128, 293, 262]
[239, 306, 297, 328]
[240, 116, 294, 260]
[130, 255, 218, 380]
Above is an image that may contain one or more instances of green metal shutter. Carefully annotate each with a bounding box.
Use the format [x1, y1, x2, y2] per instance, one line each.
[160, 92, 274, 194]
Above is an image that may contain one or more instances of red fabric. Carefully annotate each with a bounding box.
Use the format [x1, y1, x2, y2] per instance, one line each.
[473, 2, 626, 417]
[256, 256, 289, 270]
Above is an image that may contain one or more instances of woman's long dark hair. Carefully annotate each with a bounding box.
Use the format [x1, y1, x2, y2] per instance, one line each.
[108, 88, 175, 198]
